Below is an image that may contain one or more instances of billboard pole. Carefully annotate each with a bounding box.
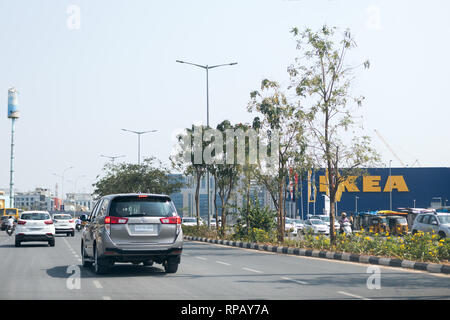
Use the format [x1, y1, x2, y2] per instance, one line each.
[7, 88, 20, 208]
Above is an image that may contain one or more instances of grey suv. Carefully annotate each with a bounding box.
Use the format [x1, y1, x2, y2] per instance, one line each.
[412, 213, 450, 239]
[80, 194, 183, 274]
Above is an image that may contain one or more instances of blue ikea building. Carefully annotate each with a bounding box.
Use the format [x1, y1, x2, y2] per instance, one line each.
[291, 167, 450, 219]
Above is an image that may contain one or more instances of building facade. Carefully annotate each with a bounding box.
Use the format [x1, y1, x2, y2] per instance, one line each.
[14, 188, 54, 211]
[289, 167, 450, 219]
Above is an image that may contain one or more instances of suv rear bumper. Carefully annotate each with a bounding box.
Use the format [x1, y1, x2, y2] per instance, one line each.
[55, 228, 75, 233]
[16, 234, 54, 242]
[103, 247, 182, 263]
[104, 247, 182, 255]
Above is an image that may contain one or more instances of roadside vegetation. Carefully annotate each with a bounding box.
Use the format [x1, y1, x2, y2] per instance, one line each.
[182, 225, 450, 264]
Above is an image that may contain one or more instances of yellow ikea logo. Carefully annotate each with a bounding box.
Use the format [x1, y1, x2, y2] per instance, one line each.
[316, 175, 409, 202]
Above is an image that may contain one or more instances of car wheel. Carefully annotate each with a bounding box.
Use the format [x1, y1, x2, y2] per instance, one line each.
[81, 242, 93, 268]
[49, 239, 55, 247]
[438, 231, 446, 240]
[71, 232, 75, 237]
[164, 257, 179, 274]
[94, 246, 108, 275]
[15, 240, 20, 247]
[412, 230, 417, 235]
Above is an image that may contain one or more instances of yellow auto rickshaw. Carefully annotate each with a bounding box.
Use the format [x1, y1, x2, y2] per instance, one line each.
[366, 216, 388, 234]
[384, 215, 409, 235]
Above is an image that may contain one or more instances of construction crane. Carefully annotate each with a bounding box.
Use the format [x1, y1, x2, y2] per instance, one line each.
[374, 129, 407, 167]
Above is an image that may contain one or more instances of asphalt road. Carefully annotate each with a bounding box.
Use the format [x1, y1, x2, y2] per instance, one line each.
[0, 231, 449, 300]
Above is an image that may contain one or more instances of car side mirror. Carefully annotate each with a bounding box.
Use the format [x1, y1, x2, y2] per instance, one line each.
[431, 221, 438, 225]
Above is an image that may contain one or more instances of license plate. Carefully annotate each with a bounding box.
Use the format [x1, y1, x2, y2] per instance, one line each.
[134, 225, 155, 232]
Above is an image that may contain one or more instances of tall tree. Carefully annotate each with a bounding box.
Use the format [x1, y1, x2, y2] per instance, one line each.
[248, 79, 307, 242]
[171, 125, 209, 227]
[92, 157, 183, 199]
[287, 26, 380, 243]
[212, 120, 242, 235]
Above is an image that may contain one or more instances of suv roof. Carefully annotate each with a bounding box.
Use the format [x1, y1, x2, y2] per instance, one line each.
[101, 193, 170, 199]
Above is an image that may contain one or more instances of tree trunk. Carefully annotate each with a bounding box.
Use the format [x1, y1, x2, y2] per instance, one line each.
[195, 174, 201, 228]
[277, 179, 285, 242]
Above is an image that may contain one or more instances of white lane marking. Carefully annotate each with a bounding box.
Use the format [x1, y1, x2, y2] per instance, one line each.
[103, 296, 112, 300]
[242, 267, 263, 274]
[93, 280, 103, 289]
[338, 291, 371, 300]
[195, 256, 207, 261]
[216, 261, 231, 266]
[281, 276, 308, 285]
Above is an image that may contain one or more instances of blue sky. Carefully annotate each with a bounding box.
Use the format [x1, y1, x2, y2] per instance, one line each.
[0, 0, 449, 194]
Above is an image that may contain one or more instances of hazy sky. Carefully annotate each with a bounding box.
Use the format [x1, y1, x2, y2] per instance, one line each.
[0, 0, 449, 195]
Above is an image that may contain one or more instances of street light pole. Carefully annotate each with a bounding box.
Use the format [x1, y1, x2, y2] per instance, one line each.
[101, 154, 125, 166]
[389, 160, 392, 211]
[121, 129, 157, 165]
[176, 60, 237, 228]
[53, 166, 73, 211]
[355, 196, 359, 214]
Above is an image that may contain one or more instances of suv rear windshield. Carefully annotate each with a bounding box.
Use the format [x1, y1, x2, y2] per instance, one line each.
[109, 196, 176, 218]
[53, 215, 72, 220]
[21, 213, 50, 220]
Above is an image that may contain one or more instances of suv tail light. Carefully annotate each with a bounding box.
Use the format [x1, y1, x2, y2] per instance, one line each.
[18, 220, 26, 225]
[44, 220, 53, 225]
[160, 216, 181, 224]
[69, 220, 74, 223]
[104, 216, 128, 224]
[161, 216, 182, 236]
[104, 216, 128, 236]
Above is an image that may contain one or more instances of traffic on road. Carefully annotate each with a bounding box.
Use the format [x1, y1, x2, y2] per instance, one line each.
[0, 194, 449, 302]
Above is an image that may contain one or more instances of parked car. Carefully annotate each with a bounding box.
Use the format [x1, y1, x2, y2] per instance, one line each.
[15, 211, 55, 247]
[313, 215, 340, 232]
[182, 217, 201, 226]
[412, 212, 450, 239]
[52, 213, 75, 237]
[292, 219, 304, 233]
[285, 218, 297, 235]
[303, 219, 329, 235]
[80, 194, 183, 274]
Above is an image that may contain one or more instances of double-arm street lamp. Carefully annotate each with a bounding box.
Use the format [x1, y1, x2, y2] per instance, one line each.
[121, 129, 157, 165]
[176, 59, 237, 228]
[101, 154, 126, 166]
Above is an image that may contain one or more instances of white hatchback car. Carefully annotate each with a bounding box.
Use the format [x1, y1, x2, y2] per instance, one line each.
[285, 218, 297, 235]
[182, 217, 201, 226]
[303, 219, 329, 235]
[15, 211, 55, 247]
[52, 213, 75, 237]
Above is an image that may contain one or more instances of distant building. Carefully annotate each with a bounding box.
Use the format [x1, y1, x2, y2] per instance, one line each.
[65, 193, 94, 212]
[290, 167, 450, 219]
[14, 188, 54, 211]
